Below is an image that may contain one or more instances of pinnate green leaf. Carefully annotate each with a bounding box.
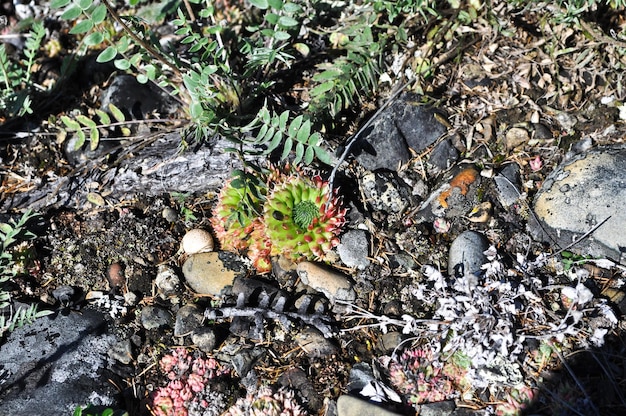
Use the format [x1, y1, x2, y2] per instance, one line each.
[278, 16, 298, 27]
[83, 31, 104, 46]
[304, 145, 315, 164]
[61, 6, 83, 20]
[273, 31, 291, 41]
[61, 115, 81, 130]
[97, 46, 117, 62]
[114, 58, 131, 70]
[294, 142, 304, 163]
[74, 130, 86, 150]
[296, 119, 311, 143]
[77, 0, 92, 10]
[314, 145, 332, 165]
[95, 109, 110, 125]
[91, 4, 107, 24]
[50, 0, 71, 8]
[310, 81, 334, 97]
[89, 127, 99, 150]
[249, 0, 269, 9]
[108, 103, 126, 122]
[281, 137, 293, 160]
[76, 114, 96, 128]
[288, 115, 303, 137]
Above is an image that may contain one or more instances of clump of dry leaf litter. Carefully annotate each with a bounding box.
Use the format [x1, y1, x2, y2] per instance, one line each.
[344, 245, 625, 413]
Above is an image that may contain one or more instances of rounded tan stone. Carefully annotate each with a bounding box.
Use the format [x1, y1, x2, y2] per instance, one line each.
[504, 126, 530, 150]
[296, 261, 355, 302]
[182, 252, 235, 296]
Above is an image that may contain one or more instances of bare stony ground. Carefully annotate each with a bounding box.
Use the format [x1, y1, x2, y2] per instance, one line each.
[2, 1, 626, 415]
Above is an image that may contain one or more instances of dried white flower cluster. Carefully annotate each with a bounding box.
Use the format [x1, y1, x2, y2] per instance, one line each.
[405, 246, 619, 388]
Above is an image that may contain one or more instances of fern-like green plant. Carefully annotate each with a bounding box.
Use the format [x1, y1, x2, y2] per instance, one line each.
[58, 103, 129, 151]
[308, 15, 384, 118]
[230, 107, 332, 166]
[0, 210, 51, 339]
[0, 21, 46, 118]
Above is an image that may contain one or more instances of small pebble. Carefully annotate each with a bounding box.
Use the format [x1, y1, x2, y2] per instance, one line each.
[336, 395, 403, 416]
[52, 285, 76, 304]
[191, 327, 217, 352]
[447, 230, 489, 278]
[181, 228, 214, 254]
[162, 207, 178, 222]
[337, 230, 371, 270]
[155, 265, 181, 297]
[294, 327, 337, 358]
[377, 331, 403, 354]
[419, 401, 457, 416]
[124, 291, 139, 306]
[504, 127, 530, 150]
[296, 261, 355, 302]
[140, 306, 172, 330]
[107, 262, 125, 289]
[108, 339, 133, 365]
[174, 304, 204, 337]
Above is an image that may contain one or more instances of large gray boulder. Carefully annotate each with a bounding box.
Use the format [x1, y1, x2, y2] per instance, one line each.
[531, 144, 626, 263]
[0, 308, 120, 415]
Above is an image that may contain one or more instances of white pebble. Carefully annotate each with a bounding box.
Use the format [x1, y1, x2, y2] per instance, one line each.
[181, 228, 214, 254]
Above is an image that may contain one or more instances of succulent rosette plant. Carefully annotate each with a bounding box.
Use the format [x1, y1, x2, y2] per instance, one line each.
[263, 173, 345, 261]
[210, 179, 262, 252]
[211, 166, 346, 272]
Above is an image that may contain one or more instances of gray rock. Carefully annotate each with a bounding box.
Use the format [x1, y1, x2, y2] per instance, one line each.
[532, 122, 553, 140]
[353, 92, 447, 172]
[140, 305, 172, 330]
[413, 166, 481, 223]
[100, 74, 179, 119]
[52, 285, 76, 304]
[336, 395, 403, 416]
[359, 171, 412, 213]
[191, 327, 217, 352]
[338, 230, 371, 270]
[429, 138, 460, 170]
[504, 126, 530, 150]
[531, 144, 626, 262]
[174, 304, 204, 337]
[161, 207, 178, 222]
[493, 163, 522, 208]
[347, 362, 375, 393]
[377, 331, 403, 354]
[108, 338, 133, 365]
[0, 309, 119, 414]
[294, 327, 338, 358]
[155, 264, 181, 297]
[448, 231, 490, 277]
[419, 400, 457, 416]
